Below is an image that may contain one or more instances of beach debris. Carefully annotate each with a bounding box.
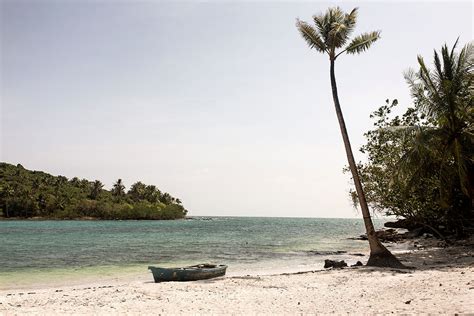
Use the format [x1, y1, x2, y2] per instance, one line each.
[324, 259, 347, 269]
[351, 261, 363, 267]
[389, 269, 413, 274]
[307, 250, 347, 256]
[404, 300, 412, 304]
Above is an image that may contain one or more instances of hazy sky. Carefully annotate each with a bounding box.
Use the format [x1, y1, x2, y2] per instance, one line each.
[1, 1, 472, 218]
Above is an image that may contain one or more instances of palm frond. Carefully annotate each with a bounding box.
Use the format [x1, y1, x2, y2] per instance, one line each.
[456, 42, 473, 76]
[450, 37, 459, 59]
[433, 50, 444, 82]
[404, 68, 426, 104]
[329, 22, 350, 48]
[344, 31, 381, 55]
[311, 7, 358, 50]
[417, 55, 444, 115]
[313, 12, 331, 44]
[441, 44, 454, 81]
[295, 19, 327, 53]
[343, 8, 358, 37]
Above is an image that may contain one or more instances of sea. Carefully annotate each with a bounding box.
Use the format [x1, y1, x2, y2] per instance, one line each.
[0, 217, 388, 289]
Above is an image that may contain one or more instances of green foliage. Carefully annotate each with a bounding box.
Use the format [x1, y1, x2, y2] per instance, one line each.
[296, 7, 381, 59]
[0, 163, 187, 220]
[354, 41, 473, 235]
[89, 180, 104, 200]
[352, 100, 443, 222]
[403, 40, 473, 198]
[345, 31, 381, 55]
[111, 179, 126, 201]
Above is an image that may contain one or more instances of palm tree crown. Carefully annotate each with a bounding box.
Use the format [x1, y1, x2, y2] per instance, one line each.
[112, 179, 125, 197]
[296, 7, 380, 59]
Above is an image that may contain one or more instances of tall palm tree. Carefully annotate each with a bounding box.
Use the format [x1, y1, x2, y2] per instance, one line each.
[296, 7, 404, 267]
[128, 181, 146, 202]
[112, 179, 126, 199]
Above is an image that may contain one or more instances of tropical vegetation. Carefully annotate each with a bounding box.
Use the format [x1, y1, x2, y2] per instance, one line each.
[0, 162, 187, 220]
[354, 40, 473, 237]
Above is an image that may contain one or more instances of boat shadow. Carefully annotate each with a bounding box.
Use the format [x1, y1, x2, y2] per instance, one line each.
[143, 276, 228, 284]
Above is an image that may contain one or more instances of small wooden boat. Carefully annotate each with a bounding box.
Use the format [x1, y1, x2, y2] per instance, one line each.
[148, 264, 227, 282]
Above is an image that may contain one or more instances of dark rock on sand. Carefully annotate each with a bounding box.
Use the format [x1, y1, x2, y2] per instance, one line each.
[384, 219, 418, 230]
[353, 229, 404, 242]
[324, 260, 347, 269]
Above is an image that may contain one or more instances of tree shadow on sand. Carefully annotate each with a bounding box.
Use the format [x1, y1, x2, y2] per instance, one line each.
[354, 237, 474, 274]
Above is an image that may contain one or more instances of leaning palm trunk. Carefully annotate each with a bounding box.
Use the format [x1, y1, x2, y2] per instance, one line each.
[330, 60, 404, 267]
[297, 7, 405, 267]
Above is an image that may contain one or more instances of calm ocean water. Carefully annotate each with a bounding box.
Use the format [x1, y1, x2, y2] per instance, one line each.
[0, 217, 385, 287]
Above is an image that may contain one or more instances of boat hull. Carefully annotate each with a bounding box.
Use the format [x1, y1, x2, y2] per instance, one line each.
[148, 264, 227, 282]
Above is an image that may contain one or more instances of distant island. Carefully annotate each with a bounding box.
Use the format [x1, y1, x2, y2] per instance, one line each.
[0, 162, 187, 220]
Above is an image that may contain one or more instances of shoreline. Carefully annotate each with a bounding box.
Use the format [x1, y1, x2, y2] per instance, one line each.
[1, 238, 472, 314]
[0, 253, 372, 291]
[0, 234, 450, 292]
[0, 216, 188, 221]
[1, 228, 414, 291]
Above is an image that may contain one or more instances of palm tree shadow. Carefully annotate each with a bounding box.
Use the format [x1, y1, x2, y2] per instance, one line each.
[353, 240, 473, 274]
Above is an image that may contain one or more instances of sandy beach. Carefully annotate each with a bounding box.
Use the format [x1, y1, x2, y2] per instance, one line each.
[1, 239, 473, 315]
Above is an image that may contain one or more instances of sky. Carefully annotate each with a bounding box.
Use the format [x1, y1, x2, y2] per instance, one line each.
[0, 0, 472, 218]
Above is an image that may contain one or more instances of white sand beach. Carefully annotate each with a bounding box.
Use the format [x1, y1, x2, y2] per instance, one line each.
[1, 241, 473, 315]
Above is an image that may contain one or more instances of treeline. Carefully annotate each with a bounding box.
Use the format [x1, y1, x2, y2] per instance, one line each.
[0, 162, 187, 220]
[351, 41, 473, 237]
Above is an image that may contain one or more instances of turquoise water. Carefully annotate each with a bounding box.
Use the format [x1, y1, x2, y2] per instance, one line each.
[0, 217, 383, 287]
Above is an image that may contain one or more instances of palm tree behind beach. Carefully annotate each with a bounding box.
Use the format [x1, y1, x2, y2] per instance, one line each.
[402, 40, 474, 228]
[296, 7, 404, 267]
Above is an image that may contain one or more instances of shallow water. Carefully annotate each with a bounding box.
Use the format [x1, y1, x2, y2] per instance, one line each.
[0, 217, 384, 288]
